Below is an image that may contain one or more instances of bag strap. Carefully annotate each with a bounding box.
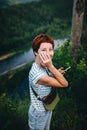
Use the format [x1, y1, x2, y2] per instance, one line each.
[31, 86, 42, 101]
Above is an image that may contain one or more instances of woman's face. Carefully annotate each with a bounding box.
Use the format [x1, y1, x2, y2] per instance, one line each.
[38, 42, 54, 60]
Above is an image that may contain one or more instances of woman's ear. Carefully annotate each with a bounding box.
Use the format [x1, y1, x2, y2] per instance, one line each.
[34, 51, 38, 56]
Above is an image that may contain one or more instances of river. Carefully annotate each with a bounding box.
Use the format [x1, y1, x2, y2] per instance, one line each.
[0, 39, 65, 75]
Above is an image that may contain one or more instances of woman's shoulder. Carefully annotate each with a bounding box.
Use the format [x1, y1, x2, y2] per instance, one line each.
[29, 62, 47, 84]
[31, 62, 46, 73]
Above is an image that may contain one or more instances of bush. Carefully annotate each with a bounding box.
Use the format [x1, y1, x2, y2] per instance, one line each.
[51, 40, 87, 130]
[0, 93, 29, 130]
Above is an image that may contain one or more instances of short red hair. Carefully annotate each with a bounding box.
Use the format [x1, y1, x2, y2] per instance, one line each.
[32, 34, 54, 52]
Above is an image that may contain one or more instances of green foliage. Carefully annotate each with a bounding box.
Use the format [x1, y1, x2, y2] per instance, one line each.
[0, 64, 31, 129]
[0, 94, 29, 130]
[51, 97, 78, 130]
[53, 40, 73, 68]
[0, 62, 32, 94]
[71, 58, 87, 106]
[51, 41, 87, 130]
[0, 0, 73, 56]
[0, 41, 87, 130]
[51, 97, 87, 130]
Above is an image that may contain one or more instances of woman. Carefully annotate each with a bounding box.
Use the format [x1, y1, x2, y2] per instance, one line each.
[28, 34, 68, 130]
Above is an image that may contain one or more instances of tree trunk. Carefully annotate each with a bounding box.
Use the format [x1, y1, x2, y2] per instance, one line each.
[71, 0, 85, 63]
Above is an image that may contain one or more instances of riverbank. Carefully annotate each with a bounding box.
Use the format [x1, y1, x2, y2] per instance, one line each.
[0, 44, 30, 61]
[0, 52, 16, 61]
[0, 39, 65, 75]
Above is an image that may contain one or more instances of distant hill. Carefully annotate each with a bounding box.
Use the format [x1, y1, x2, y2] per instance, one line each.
[0, 0, 73, 56]
[0, 0, 40, 8]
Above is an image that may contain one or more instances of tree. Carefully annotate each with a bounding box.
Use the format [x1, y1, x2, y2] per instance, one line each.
[0, 0, 9, 8]
[71, 0, 85, 63]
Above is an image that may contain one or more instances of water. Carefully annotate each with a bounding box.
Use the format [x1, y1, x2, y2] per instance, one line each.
[0, 48, 34, 75]
[0, 39, 65, 75]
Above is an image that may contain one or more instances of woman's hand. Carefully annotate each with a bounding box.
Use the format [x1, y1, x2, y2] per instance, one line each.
[39, 52, 52, 68]
[58, 67, 65, 75]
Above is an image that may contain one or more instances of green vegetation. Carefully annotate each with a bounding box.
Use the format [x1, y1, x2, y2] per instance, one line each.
[0, 0, 87, 130]
[0, 0, 73, 56]
[51, 41, 87, 130]
[0, 94, 29, 130]
[0, 62, 32, 94]
[0, 63, 32, 130]
[0, 41, 87, 130]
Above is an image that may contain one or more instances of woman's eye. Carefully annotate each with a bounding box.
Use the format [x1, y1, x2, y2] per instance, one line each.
[41, 48, 53, 52]
[42, 49, 46, 52]
[49, 48, 53, 51]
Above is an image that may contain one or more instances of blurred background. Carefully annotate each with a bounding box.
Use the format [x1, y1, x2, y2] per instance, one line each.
[0, 0, 87, 130]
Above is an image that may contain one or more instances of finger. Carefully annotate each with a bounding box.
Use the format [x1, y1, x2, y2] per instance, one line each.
[40, 52, 49, 60]
[60, 67, 64, 70]
[39, 53, 44, 62]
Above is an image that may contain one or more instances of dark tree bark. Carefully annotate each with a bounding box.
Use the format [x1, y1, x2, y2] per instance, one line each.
[71, 0, 85, 63]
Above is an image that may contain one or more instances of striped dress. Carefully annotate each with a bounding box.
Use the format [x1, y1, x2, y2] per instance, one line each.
[29, 62, 52, 111]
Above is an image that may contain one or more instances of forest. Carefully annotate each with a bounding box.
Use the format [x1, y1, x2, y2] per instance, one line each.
[0, 0, 87, 130]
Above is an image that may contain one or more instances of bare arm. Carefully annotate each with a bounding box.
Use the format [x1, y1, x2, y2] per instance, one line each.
[36, 52, 68, 87]
[48, 65, 68, 87]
